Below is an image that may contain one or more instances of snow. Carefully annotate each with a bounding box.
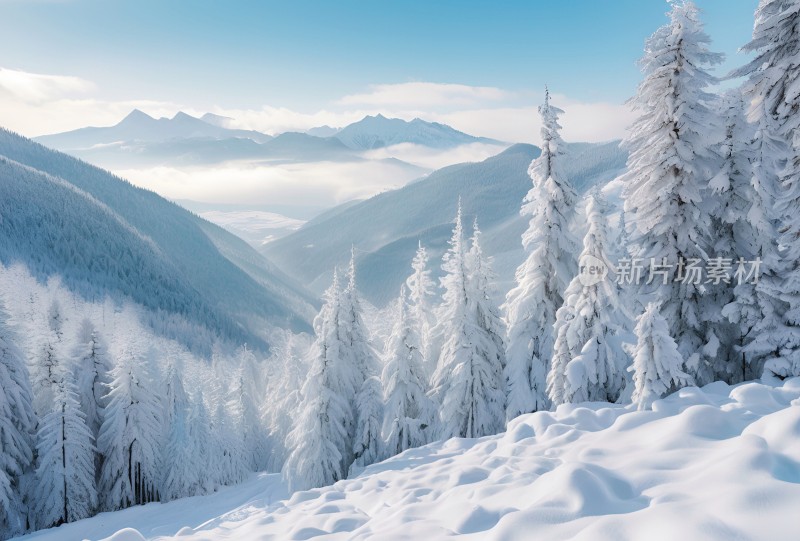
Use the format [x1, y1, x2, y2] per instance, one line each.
[16, 378, 800, 541]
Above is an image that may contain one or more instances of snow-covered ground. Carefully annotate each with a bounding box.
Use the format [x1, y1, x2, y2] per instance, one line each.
[17, 378, 800, 541]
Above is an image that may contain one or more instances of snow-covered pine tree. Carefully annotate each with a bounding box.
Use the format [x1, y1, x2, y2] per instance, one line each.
[431, 204, 505, 439]
[504, 89, 579, 418]
[630, 303, 694, 410]
[47, 299, 64, 342]
[97, 347, 163, 510]
[31, 332, 61, 418]
[382, 285, 435, 456]
[710, 91, 760, 383]
[621, 0, 724, 386]
[340, 249, 383, 470]
[0, 302, 36, 539]
[548, 191, 631, 406]
[32, 367, 97, 529]
[406, 241, 436, 372]
[468, 219, 507, 381]
[70, 319, 113, 458]
[350, 375, 383, 471]
[263, 332, 307, 472]
[283, 271, 352, 491]
[210, 390, 248, 488]
[230, 345, 268, 472]
[732, 0, 800, 380]
[188, 392, 216, 493]
[160, 361, 203, 501]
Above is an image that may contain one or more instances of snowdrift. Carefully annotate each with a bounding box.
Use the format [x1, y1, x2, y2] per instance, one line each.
[17, 378, 800, 541]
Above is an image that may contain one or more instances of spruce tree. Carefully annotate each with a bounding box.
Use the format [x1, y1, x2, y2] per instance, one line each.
[432, 205, 505, 439]
[504, 89, 578, 417]
[630, 303, 694, 410]
[97, 347, 163, 510]
[548, 191, 631, 405]
[283, 272, 352, 490]
[381, 285, 435, 456]
[406, 241, 436, 374]
[0, 302, 36, 539]
[32, 368, 97, 528]
[732, 0, 800, 380]
[621, 0, 724, 386]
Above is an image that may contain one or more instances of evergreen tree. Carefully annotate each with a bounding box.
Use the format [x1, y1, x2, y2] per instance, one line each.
[283, 272, 352, 491]
[340, 249, 383, 470]
[468, 219, 507, 380]
[46, 299, 64, 342]
[189, 392, 216, 493]
[160, 362, 203, 501]
[230, 346, 268, 472]
[432, 204, 505, 439]
[621, 0, 724, 385]
[382, 285, 435, 456]
[350, 376, 384, 471]
[406, 242, 436, 372]
[733, 0, 800, 380]
[210, 391, 248, 488]
[630, 303, 694, 410]
[97, 347, 163, 510]
[710, 92, 760, 383]
[504, 89, 578, 417]
[0, 303, 36, 539]
[70, 319, 113, 477]
[31, 333, 60, 418]
[548, 191, 631, 405]
[32, 368, 97, 528]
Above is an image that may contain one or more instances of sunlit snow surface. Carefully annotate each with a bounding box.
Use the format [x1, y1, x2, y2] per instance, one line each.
[17, 378, 800, 541]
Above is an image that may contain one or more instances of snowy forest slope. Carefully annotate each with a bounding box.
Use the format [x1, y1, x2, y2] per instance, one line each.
[264, 141, 627, 304]
[0, 129, 316, 350]
[15, 378, 800, 541]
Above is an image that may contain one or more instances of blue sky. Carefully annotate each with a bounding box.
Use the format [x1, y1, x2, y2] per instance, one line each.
[0, 0, 759, 140]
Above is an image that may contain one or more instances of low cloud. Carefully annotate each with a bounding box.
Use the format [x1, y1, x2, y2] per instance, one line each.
[337, 82, 515, 109]
[362, 142, 509, 170]
[114, 159, 429, 211]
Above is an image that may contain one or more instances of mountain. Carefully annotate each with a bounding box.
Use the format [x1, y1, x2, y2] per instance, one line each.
[19, 377, 800, 540]
[35, 109, 274, 149]
[0, 128, 316, 352]
[263, 141, 628, 306]
[334, 114, 504, 150]
[306, 125, 340, 138]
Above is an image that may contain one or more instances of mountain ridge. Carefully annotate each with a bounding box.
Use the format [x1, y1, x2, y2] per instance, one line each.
[0, 127, 317, 352]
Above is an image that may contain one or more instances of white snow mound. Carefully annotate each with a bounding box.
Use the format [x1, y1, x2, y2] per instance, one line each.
[17, 379, 800, 541]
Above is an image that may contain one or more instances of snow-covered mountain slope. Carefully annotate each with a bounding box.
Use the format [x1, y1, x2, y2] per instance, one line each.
[35, 109, 274, 149]
[264, 141, 628, 305]
[0, 128, 316, 351]
[334, 114, 503, 150]
[18, 378, 800, 541]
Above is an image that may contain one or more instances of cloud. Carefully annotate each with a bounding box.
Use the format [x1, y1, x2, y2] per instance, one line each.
[362, 142, 509, 170]
[0, 67, 94, 104]
[429, 96, 635, 145]
[114, 159, 429, 210]
[337, 82, 515, 109]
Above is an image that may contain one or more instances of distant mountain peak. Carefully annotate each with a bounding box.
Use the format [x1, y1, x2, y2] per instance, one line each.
[201, 112, 234, 128]
[334, 114, 502, 150]
[119, 108, 155, 124]
[172, 111, 197, 122]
